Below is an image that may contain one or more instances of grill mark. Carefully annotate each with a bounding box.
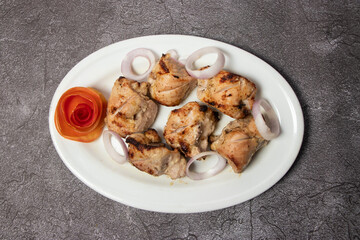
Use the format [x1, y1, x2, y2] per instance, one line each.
[199, 105, 208, 112]
[220, 73, 235, 83]
[110, 107, 117, 114]
[237, 101, 246, 109]
[126, 137, 163, 151]
[180, 142, 189, 153]
[111, 120, 123, 128]
[116, 112, 124, 117]
[159, 59, 170, 73]
[213, 111, 220, 121]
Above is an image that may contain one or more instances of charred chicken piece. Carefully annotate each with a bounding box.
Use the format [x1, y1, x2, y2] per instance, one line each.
[148, 53, 197, 106]
[164, 102, 219, 158]
[105, 77, 158, 138]
[126, 129, 186, 179]
[197, 70, 256, 119]
[211, 116, 267, 173]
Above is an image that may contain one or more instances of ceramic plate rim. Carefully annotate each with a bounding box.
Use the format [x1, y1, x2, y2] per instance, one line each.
[49, 34, 304, 213]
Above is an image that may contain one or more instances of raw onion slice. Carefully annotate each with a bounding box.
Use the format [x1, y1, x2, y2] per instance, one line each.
[251, 99, 280, 140]
[167, 49, 186, 66]
[166, 49, 179, 60]
[121, 48, 156, 82]
[178, 58, 187, 65]
[103, 130, 128, 164]
[186, 151, 227, 180]
[185, 47, 225, 79]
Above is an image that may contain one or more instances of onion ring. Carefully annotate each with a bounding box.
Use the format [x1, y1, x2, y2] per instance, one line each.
[185, 47, 225, 79]
[251, 99, 280, 140]
[166, 49, 186, 66]
[166, 49, 179, 60]
[186, 151, 227, 180]
[103, 130, 128, 164]
[178, 58, 187, 65]
[121, 48, 156, 82]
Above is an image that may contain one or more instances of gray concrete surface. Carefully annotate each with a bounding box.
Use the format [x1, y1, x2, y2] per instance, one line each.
[1, 0, 359, 239]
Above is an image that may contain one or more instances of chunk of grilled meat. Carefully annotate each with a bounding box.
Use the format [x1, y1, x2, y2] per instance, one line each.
[197, 70, 256, 119]
[126, 129, 186, 179]
[148, 53, 197, 106]
[164, 102, 219, 158]
[105, 77, 158, 138]
[211, 116, 267, 173]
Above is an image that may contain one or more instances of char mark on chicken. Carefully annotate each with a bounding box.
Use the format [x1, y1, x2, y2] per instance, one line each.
[126, 129, 186, 179]
[164, 101, 219, 158]
[197, 70, 256, 119]
[105, 77, 158, 137]
[148, 53, 197, 106]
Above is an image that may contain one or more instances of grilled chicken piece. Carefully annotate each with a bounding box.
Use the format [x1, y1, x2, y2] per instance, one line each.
[148, 53, 197, 106]
[126, 129, 186, 179]
[211, 116, 267, 173]
[105, 77, 158, 137]
[164, 102, 219, 158]
[197, 70, 256, 119]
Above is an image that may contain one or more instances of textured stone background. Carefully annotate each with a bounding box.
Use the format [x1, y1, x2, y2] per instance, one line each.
[1, 0, 359, 239]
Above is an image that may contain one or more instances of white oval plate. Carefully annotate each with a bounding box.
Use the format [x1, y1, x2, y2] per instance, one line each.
[49, 35, 304, 213]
